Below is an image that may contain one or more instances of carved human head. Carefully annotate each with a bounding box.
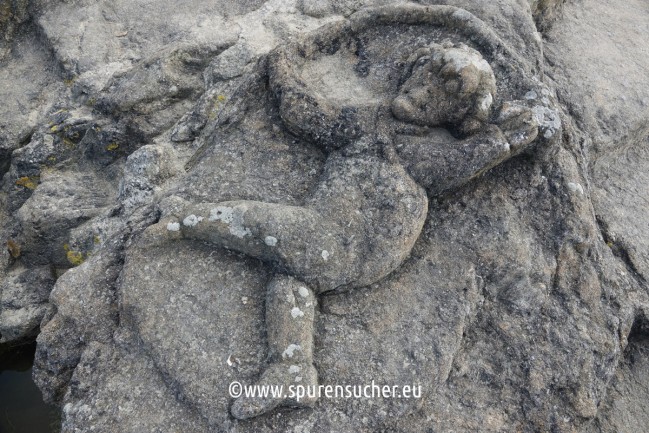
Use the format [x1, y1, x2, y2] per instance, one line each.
[391, 41, 497, 136]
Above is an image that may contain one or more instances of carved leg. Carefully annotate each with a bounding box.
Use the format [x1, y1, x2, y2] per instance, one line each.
[164, 154, 428, 293]
[169, 200, 350, 292]
[231, 274, 318, 420]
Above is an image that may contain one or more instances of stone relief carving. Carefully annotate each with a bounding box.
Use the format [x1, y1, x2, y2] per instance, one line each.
[0, 0, 642, 430]
[146, 4, 559, 420]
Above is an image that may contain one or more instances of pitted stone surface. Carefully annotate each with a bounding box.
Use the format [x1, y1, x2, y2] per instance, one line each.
[0, 0, 645, 432]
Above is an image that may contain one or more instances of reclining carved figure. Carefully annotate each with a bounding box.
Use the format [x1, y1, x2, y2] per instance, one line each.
[154, 6, 548, 420]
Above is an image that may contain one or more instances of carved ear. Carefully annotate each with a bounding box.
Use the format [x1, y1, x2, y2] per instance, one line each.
[398, 47, 433, 87]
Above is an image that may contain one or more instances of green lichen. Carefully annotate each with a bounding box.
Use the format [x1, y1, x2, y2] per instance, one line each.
[208, 94, 228, 119]
[62, 137, 76, 147]
[15, 176, 39, 190]
[107, 142, 119, 151]
[67, 250, 85, 266]
[63, 244, 85, 266]
[7, 239, 21, 258]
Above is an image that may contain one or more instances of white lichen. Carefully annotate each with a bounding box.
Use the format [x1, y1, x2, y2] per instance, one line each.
[209, 206, 251, 238]
[209, 206, 234, 223]
[525, 90, 538, 100]
[479, 93, 493, 112]
[532, 105, 561, 138]
[183, 214, 203, 227]
[265, 236, 278, 246]
[291, 307, 305, 318]
[289, 365, 301, 374]
[298, 286, 309, 298]
[567, 182, 584, 195]
[283, 344, 301, 359]
[321, 250, 330, 261]
[229, 224, 252, 238]
[167, 222, 180, 232]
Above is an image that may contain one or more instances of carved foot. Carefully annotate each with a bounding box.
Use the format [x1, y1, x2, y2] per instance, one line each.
[231, 362, 318, 420]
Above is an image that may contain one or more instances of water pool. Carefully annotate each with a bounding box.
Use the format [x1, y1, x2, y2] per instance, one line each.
[0, 343, 60, 433]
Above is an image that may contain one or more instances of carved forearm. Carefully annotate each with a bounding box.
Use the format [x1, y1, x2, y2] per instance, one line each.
[396, 127, 510, 195]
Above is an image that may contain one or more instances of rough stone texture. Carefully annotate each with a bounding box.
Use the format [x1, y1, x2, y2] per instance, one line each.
[0, 265, 54, 342]
[529, 0, 566, 30]
[0, 0, 28, 60]
[0, 0, 647, 432]
[0, 26, 62, 182]
[542, 0, 649, 430]
[594, 310, 649, 433]
[545, 0, 649, 286]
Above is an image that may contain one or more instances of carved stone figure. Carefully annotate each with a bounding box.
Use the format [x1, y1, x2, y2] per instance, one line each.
[1, 0, 643, 430]
[152, 5, 551, 419]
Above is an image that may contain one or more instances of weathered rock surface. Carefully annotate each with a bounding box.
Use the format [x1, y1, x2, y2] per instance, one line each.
[0, 265, 54, 342]
[0, 0, 648, 432]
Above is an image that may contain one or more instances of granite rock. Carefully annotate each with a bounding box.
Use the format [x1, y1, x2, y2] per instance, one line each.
[0, 1, 647, 432]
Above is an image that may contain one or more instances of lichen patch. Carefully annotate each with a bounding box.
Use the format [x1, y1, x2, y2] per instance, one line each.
[209, 206, 234, 223]
[282, 344, 301, 359]
[183, 214, 203, 227]
[209, 206, 251, 238]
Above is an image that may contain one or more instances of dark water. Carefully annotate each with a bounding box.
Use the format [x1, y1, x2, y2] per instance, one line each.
[0, 343, 60, 433]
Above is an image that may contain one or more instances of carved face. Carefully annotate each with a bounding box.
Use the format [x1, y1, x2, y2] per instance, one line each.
[391, 43, 497, 134]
